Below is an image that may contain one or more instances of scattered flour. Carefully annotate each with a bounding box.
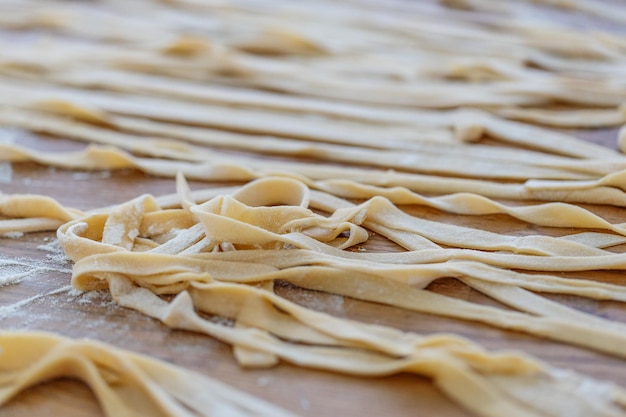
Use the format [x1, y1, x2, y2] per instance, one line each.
[299, 397, 311, 410]
[256, 376, 273, 387]
[0, 259, 36, 286]
[288, 288, 345, 316]
[72, 171, 112, 180]
[0, 239, 71, 286]
[37, 238, 70, 266]
[75, 290, 115, 308]
[104, 222, 126, 246]
[210, 316, 235, 327]
[1, 231, 24, 239]
[0, 285, 72, 319]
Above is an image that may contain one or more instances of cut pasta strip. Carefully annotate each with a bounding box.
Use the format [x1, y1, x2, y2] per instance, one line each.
[51, 177, 626, 362]
[24, 68, 625, 156]
[0, 331, 300, 417]
[6, 142, 626, 221]
[3, 106, 604, 180]
[49, 189, 626, 417]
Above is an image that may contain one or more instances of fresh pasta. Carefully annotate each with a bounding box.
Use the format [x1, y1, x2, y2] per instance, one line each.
[2, 0, 626, 416]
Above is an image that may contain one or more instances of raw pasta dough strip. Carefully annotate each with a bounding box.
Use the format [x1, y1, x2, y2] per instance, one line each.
[4, 0, 624, 111]
[3, 107, 599, 181]
[1, 79, 617, 167]
[0, 194, 84, 233]
[0, 193, 83, 222]
[3, 39, 625, 119]
[308, 184, 626, 235]
[102, 111, 622, 167]
[5, 141, 626, 210]
[0, 331, 300, 417]
[0, 218, 65, 234]
[207, 71, 626, 108]
[34, 68, 625, 155]
[59, 249, 626, 417]
[492, 106, 626, 128]
[84, 186, 576, 417]
[60, 256, 626, 417]
[54, 182, 626, 359]
[275, 193, 613, 256]
[67, 248, 626, 361]
[1, 104, 623, 183]
[454, 0, 626, 26]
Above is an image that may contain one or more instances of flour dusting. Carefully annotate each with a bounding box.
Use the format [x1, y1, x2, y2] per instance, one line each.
[1, 231, 24, 239]
[0, 259, 35, 286]
[0, 285, 72, 319]
[37, 238, 70, 267]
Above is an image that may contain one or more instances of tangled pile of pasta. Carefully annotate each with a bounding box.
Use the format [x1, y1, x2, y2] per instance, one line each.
[2, 0, 626, 416]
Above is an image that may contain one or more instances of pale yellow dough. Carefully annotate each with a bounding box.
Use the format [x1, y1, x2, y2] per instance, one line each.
[47, 176, 626, 417]
[0, 332, 300, 417]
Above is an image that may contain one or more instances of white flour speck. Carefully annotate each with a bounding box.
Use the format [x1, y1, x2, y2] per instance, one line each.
[299, 398, 311, 410]
[256, 376, 272, 387]
[0, 285, 72, 319]
[0, 260, 33, 286]
[1, 231, 24, 239]
[37, 238, 70, 266]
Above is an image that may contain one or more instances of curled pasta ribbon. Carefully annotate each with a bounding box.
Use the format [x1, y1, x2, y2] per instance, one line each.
[0, 193, 84, 233]
[54, 177, 626, 360]
[0, 331, 300, 417]
[49, 176, 626, 416]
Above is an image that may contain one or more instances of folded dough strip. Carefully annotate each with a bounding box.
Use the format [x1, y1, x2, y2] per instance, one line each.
[54, 185, 626, 360]
[67, 248, 626, 362]
[69, 263, 626, 417]
[84, 260, 625, 417]
[0, 332, 301, 417]
[5, 144, 626, 236]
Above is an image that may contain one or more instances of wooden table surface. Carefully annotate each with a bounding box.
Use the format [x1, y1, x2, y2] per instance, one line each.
[2, 2, 626, 416]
